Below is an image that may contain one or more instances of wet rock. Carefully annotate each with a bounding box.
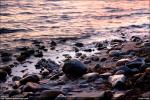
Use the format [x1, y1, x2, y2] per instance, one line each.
[79, 83, 89, 88]
[19, 74, 40, 85]
[75, 52, 82, 57]
[94, 78, 105, 84]
[73, 47, 79, 52]
[83, 59, 91, 64]
[98, 90, 113, 100]
[115, 70, 125, 75]
[34, 50, 43, 57]
[1, 52, 12, 62]
[111, 39, 124, 43]
[0, 69, 7, 80]
[0, 27, 27, 34]
[83, 48, 92, 52]
[100, 58, 107, 62]
[91, 56, 99, 61]
[9, 89, 20, 97]
[35, 58, 59, 70]
[95, 42, 106, 50]
[62, 59, 87, 78]
[109, 50, 124, 57]
[100, 72, 112, 79]
[0, 66, 11, 74]
[116, 58, 130, 66]
[22, 82, 40, 92]
[113, 91, 126, 100]
[55, 94, 66, 100]
[126, 58, 144, 69]
[41, 69, 50, 77]
[83, 72, 99, 81]
[16, 55, 27, 62]
[50, 41, 57, 47]
[74, 42, 84, 47]
[12, 76, 21, 81]
[130, 36, 142, 42]
[37, 90, 64, 100]
[108, 74, 126, 89]
[113, 66, 132, 75]
[80, 54, 87, 59]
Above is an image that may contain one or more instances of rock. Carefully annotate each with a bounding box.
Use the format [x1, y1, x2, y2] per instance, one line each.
[0, 69, 7, 80]
[83, 59, 91, 64]
[109, 50, 124, 57]
[73, 47, 79, 52]
[141, 91, 150, 98]
[62, 59, 87, 78]
[37, 90, 64, 100]
[74, 42, 84, 47]
[9, 89, 20, 97]
[22, 82, 40, 92]
[34, 50, 43, 57]
[19, 75, 40, 85]
[130, 36, 142, 42]
[108, 74, 126, 89]
[16, 55, 27, 62]
[35, 58, 59, 70]
[100, 72, 112, 79]
[111, 39, 124, 43]
[98, 90, 113, 100]
[50, 41, 57, 46]
[113, 91, 126, 100]
[80, 54, 87, 59]
[0, 66, 11, 74]
[83, 48, 92, 52]
[116, 59, 130, 66]
[1, 51, 12, 62]
[41, 69, 50, 77]
[115, 70, 125, 75]
[55, 94, 66, 100]
[126, 59, 144, 69]
[91, 56, 99, 61]
[83, 72, 99, 81]
[113, 66, 132, 75]
[100, 58, 107, 62]
[79, 83, 89, 88]
[12, 76, 21, 81]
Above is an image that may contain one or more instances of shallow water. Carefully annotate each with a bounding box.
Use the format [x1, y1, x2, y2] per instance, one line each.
[0, 0, 150, 49]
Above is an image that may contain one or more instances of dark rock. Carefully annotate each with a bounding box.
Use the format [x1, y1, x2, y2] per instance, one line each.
[55, 94, 66, 100]
[113, 91, 126, 100]
[111, 39, 124, 43]
[0, 69, 7, 80]
[100, 58, 107, 62]
[20, 75, 40, 85]
[50, 41, 57, 47]
[62, 59, 87, 78]
[73, 47, 79, 52]
[34, 50, 43, 57]
[16, 55, 26, 62]
[35, 58, 59, 70]
[83, 48, 92, 52]
[12, 76, 21, 81]
[130, 36, 142, 42]
[41, 69, 50, 76]
[1, 52, 12, 62]
[98, 90, 113, 100]
[74, 42, 84, 47]
[0, 66, 11, 74]
[0, 28, 27, 34]
[83, 60, 91, 64]
[75, 52, 82, 57]
[79, 83, 89, 88]
[22, 82, 40, 92]
[9, 89, 20, 97]
[37, 90, 63, 100]
[91, 56, 99, 61]
[109, 50, 124, 57]
[108, 74, 126, 89]
[94, 64, 101, 70]
[126, 58, 144, 69]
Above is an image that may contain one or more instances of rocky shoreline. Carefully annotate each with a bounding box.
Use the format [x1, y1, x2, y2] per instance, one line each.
[0, 35, 150, 100]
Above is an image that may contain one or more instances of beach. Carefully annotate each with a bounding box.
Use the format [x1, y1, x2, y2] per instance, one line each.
[0, 0, 150, 99]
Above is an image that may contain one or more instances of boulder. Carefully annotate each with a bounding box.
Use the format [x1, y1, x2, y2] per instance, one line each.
[62, 59, 87, 78]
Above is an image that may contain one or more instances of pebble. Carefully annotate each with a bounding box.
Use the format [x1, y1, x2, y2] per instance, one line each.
[109, 50, 124, 57]
[74, 42, 84, 47]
